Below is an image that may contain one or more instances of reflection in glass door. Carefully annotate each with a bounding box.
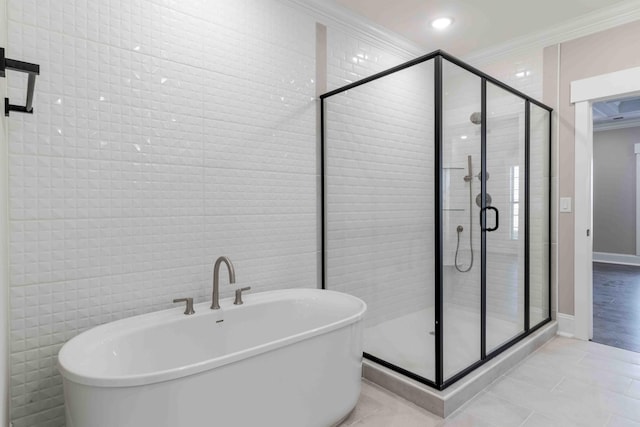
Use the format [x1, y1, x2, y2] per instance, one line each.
[441, 58, 482, 381]
[485, 82, 526, 353]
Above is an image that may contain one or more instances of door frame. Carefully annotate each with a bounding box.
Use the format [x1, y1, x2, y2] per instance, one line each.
[571, 66, 640, 341]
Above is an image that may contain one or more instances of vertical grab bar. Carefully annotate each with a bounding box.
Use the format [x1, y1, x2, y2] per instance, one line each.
[25, 72, 36, 112]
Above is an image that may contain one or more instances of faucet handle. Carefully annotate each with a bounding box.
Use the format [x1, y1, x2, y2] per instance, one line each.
[173, 297, 195, 315]
[233, 287, 251, 305]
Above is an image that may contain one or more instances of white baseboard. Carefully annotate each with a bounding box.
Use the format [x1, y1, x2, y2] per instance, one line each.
[557, 313, 575, 338]
[593, 252, 640, 266]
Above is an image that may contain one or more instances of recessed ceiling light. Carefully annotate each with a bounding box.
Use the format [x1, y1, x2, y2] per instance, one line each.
[460, 135, 468, 140]
[431, 17, 453, 30]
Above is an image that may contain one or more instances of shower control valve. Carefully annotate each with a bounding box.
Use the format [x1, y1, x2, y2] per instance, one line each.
[173, 297, 195, 315]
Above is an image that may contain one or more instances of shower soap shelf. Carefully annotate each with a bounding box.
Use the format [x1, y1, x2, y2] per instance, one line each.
[0, 47, 40, 117]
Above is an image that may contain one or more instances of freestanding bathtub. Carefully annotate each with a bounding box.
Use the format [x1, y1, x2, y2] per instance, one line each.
[58, 288, 366, 427]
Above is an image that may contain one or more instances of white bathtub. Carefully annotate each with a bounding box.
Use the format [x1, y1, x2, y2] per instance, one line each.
[58, 288, 366, 427]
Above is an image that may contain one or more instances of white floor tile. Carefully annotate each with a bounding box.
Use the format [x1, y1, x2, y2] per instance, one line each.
[626, 380, 640, 400]
[520, 411, 580, 427]
[608, 415, 640, 427]
[348, 337, 640, 427]
[439, 412, 496, 427]
[581, 340, 640, 366]
[488, 376, 611, 427]
[505, 358, 564, 391]
[580, 353, 640, 380]
[451, 392, 532, 427]
[339, 381, 443, 427]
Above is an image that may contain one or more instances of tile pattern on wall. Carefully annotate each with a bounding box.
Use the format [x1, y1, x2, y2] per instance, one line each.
[6, 0, 320, 425]
[324, 47, 549, 331]
[324, 37, 434, 327]
[326, 29, 413, 92]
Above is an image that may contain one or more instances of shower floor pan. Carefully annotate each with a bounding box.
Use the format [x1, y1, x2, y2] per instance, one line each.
[365, 305, 526, 381]
[362, 308, 557, 417]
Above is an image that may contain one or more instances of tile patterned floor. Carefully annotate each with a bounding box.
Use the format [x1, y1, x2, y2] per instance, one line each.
[340, 336, 640, 426]
[593, 262, 640, 352]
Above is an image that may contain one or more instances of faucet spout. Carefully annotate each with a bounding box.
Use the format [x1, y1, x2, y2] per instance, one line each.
[211, 256, 236, 310]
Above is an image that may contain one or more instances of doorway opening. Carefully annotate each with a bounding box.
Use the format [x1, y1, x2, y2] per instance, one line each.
[571, 65, 640, 343]
[591, 97, 640, 352]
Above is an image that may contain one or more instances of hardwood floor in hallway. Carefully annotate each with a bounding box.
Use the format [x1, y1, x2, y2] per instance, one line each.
[593, 262, 640, 353]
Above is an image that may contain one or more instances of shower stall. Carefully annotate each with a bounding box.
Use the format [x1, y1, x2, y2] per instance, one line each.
[321, 50, 551, 390]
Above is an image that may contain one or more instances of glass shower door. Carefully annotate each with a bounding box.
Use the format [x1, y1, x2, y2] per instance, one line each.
[441, 70, 530, 377]
[441, 59, 483, 381]
[322, 51, 552, 390]
[324, 60, 437, 384]
[484, 82, 526, 353]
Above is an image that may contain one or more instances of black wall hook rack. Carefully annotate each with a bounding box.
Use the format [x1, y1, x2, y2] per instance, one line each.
[1, 47, 40, 117]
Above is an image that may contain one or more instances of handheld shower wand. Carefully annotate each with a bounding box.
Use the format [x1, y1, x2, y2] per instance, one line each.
[463, 154, 473, 182]
[455, 155, 474, 273]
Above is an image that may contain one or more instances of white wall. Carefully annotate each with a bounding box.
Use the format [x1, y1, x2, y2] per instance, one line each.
[5, 1, 308, 426]
[593, 126, 639, 255]
[1, 0, 11, 424]
[2, 1, 426, 426]
[324, 49, 434, 327]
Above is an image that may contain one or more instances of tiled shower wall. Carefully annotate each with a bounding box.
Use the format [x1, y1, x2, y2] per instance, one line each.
[441, 50, 549, 322]
[324, 29, 431, 327]
[3, 1, 422, 425]
[324, 48, 548, 329]
[324, 58, 434, 328]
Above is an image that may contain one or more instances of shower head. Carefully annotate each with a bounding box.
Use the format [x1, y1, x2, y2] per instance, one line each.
[470, 112, 482, 125]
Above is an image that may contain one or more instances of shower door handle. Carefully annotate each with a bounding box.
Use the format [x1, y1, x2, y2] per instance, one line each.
[480, 206, 500, 232]
[485, 207, 499, 232]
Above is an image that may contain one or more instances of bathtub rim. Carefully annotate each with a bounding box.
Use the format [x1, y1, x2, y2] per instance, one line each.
[57, 288, 366, 388]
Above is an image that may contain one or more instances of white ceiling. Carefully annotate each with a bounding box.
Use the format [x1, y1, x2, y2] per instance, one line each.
[331, 0, 631, 56]
[593, 96, 640, 129]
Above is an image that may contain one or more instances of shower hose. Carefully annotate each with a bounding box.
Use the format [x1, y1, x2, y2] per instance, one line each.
[454, 176, 474, 273]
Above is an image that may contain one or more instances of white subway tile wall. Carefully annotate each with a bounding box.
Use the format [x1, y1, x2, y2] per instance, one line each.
[324, 59, 435, 328]
[4, 0, 329, 425]
[325, 28, 433, 328]
[326, 29, 414, 91]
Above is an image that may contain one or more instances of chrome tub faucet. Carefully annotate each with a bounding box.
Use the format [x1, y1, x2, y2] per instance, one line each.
[211, 256, 236, 309]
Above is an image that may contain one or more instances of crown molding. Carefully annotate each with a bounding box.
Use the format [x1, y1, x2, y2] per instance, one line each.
[464, 0, 640, 65]
[282, 0, 423, 59]
[284, 0, 640, 71]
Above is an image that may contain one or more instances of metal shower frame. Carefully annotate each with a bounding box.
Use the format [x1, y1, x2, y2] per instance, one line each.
[319, 49, 553, 391]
